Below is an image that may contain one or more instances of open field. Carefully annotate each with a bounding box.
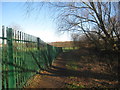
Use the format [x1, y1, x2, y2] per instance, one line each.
[49, 41, 81, 47]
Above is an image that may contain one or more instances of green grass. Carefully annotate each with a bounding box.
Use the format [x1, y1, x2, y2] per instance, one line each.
[66, 64, 78, 70]
[62, 47, 79, 52]
[66, 83, 85, 88]
[66, 76, 85, 88]
[66, 61, 78, 70]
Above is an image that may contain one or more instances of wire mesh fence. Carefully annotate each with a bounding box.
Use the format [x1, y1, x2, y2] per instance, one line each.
[0, 26, 62, 88]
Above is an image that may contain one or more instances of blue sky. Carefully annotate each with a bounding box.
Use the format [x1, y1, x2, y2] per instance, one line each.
[1, 1, 119, 43]
[1, 2, 71, 42]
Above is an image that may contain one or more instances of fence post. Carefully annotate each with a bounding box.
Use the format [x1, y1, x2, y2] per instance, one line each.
[37, 37, 40, 50]
[7, 28, 15, 88]
[59, 47, 62, 53]
[47, 44, 52, 67]
[1, 26, 4, 89]
[37, 37, 42, 70]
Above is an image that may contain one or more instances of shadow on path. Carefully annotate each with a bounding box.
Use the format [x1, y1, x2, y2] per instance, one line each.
[26, 49, 119, 88]
[38, 65, 117, 82]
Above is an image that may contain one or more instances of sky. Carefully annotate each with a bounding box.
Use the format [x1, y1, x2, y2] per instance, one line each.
[1, 2, 71, 43]
[1, 0, 119, 43]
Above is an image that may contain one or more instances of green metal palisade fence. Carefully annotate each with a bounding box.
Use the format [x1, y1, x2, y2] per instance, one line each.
[0, 26, 62, 88]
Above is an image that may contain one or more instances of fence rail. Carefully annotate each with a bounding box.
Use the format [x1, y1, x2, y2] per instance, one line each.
[0, 26, 62, 88]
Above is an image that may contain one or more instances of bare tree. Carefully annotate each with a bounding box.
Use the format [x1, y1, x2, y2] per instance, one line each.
[9, 23, 23, 31]
[51, 1, 120, 51]
[25, 1, 120, 51]
[71, 33, 79, 49]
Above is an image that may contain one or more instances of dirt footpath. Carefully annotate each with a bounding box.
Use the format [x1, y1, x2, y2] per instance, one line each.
[24, 49, 119, 88]
[24, 53, 69, 88]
